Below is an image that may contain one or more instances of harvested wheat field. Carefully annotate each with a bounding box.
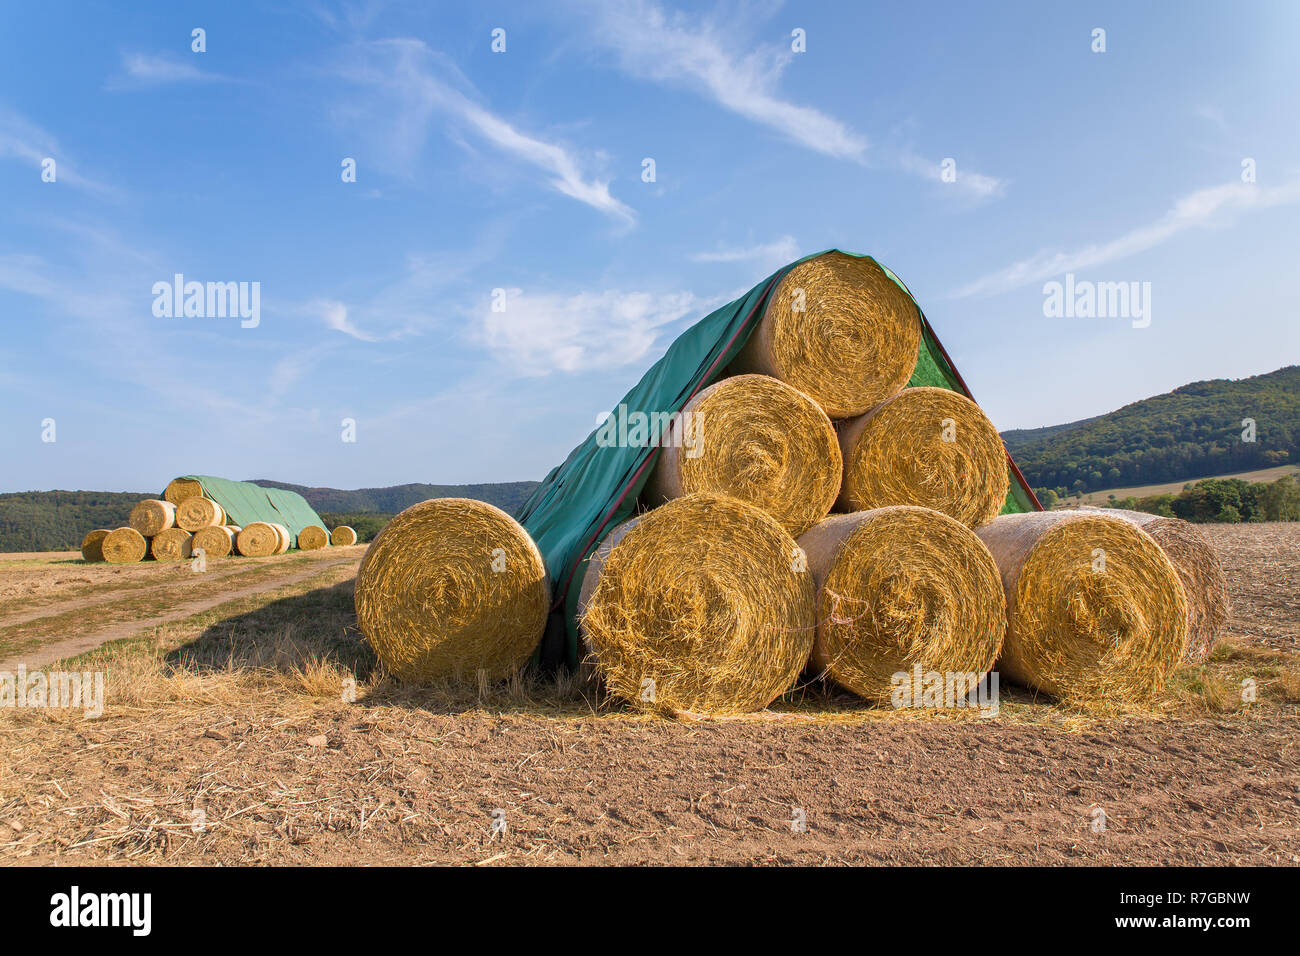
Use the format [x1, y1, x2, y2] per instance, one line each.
[1, 523, 1298, 866]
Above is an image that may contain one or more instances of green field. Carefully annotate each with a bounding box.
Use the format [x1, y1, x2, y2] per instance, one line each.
[1074, 464, 1300, 506]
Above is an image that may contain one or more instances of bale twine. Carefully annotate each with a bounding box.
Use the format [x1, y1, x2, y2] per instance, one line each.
[727, 251, 922, 418]
[797, 506, 1005, 705]
[976, 511, 1188, 703]
[163, 478, 204, 505]
[354, 498, 550, 682]
[331, 525, 357, 546]
[578, 493, 816, 715]
[271, 523, 291, 554]
[643, 374, 841, 536]
[297, 525, 329, 550]
[192, 525, 238, 558]
[837, 386, 1009, 528]
[236, 522, 281, 557]
[80, 529, 111, 563]
[150, 528, 193, 562]
[1102, 509, 1229, 664]
[175, 496, 226, 531]
[129, 499, 177, 537]
[101, 527, 147, 564]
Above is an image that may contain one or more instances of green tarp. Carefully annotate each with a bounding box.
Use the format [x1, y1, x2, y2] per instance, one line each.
[517, 250, 1041, 669]
[168, 475, 326, 542]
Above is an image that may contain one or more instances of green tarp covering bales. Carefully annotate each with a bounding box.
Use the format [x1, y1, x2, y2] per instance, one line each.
[167, 475, 326, 541]
[518, 250, 1041, 669]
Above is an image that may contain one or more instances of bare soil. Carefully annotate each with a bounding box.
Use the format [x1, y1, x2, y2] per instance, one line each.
[1, 524, 1298, 866]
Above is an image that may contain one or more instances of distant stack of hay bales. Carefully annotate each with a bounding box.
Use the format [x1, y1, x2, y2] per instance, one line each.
[80, 477, 351, 564]
[352, 250, 1218, 711]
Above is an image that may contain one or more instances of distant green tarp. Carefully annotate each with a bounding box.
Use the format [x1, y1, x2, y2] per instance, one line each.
[517, 250, 1041, 669]
[168, 475, 326, 541]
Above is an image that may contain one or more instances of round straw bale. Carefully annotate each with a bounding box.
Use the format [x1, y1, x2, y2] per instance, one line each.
[175, 496, 226, 531]
[797, 506, 1005, 705]
[129, 499, 177, 537]
[270, 523, 291, 553]
[236, 522, 281, 557]
[331, 525, 357, 546]
[101, 527, 147, 564]
[163, 478, 204, 505]
[728, 251, 921, 418]
[579, 493, 816, 715]
[80, 529, 111, 563]
[1102, 509, 1229, 664]
[976, 511, 1188, 703]
[837, 386, 1009, 528]
[354, 498, 550, 682]
[297, 525, 329, 550]
[150, 527, 193, 562]
[192, 525, 238, 558]
[643, 374, 841, 536]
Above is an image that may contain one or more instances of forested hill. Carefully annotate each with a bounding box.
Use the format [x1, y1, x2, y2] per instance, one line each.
[1004, 366, 1299, 497]
[251, 480, 539, 516]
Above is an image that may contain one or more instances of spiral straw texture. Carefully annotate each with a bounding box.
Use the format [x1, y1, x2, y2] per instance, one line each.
[176, 496, 226, 531]
[797, 506, 1005, 705]
[644, 374, 841, 537]
[579, 493, 816, 715]
[977, 511, 1188, 703]
[297, 525, 329, 550]
[80, 529, 110, 563]
[838, 386, 1009, 528]
[150, 527, 194, 562]
[728, 251, 922, 418]
[102, 527, 148, 564]
[129, 499, 177, 537]
[354, 498, 550, 682]
[192, 525, 238, 558]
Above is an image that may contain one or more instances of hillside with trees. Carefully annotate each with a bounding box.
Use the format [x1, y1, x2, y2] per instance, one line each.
[1007, 366, 1298, 500]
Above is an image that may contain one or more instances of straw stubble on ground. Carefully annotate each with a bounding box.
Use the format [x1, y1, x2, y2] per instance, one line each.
[0, 523, 1298, 865]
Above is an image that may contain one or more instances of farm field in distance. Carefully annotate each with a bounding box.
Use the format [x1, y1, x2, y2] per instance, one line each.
[1, 525, 1298, 866]
[1074, 464, 1300, 506]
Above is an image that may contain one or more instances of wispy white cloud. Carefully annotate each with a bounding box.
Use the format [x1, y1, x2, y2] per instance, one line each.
[583, 0, 866, 162]
[112, 52, 235, 87]
[478, 288, 698, 375]
[895, 150, 1006, 202]
[952, 178, 1300, 299]
[692, 235, 800, 272]
[0, 107, 114, 194]
[340, 39, 636, 224]
[307, 299, 382, 342]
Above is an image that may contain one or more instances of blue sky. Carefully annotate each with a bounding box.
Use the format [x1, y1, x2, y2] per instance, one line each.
[2, 0, 1298, 493]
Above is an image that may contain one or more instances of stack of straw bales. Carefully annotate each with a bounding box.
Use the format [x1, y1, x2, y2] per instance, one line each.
[354, 250, 1219, 711]
[80, 481, 346, 564]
